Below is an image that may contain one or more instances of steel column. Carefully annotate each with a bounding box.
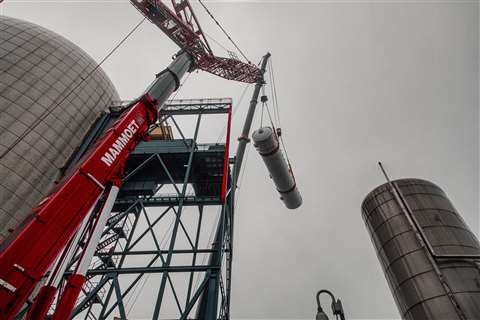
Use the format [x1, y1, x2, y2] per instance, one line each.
[234, 53, 271, 182]
[152, 114, 202, 319]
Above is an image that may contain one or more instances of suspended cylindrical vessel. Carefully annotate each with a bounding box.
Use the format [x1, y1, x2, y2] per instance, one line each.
[252, 127, 302, 209]
[362, 178, 480, 320]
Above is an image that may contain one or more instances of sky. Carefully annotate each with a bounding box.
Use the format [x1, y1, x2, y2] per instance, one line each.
[1, 1, 479, 319]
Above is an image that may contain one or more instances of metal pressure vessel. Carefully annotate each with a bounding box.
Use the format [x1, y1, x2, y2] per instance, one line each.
[362, 179, 480, 320]
[252, 127, 302, 209]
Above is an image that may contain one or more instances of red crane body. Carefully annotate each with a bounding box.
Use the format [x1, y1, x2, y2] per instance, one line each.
[0, 1, 260, 318]
[0, 96, 157, 319]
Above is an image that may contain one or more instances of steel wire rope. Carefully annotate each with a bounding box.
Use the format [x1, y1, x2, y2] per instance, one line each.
[266, 63, 277, 127]
[215, 83, 251, 143]
[268, 58, 282, 129]
[197, 0, 252, 64]
[260, 101, 265, 128]
[264, 101, 276, 132]
[0, 17, 146, 161]
[267, 58, 294, 174]
[260, 85, 276, 131]
[259, 82, 277, 132]
[204, 31, 232, 55]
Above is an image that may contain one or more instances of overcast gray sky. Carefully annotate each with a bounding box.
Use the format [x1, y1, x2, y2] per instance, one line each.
[1, 1, 479, 319]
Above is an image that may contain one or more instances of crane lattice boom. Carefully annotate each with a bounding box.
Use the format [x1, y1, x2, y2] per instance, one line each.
[131, 0, 260, 83]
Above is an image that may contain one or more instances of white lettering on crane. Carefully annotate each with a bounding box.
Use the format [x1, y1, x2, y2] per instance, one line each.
[101, 119, 140, 167]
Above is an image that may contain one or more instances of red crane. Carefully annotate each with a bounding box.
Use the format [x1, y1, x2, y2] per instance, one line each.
[0, 1, 260, 319]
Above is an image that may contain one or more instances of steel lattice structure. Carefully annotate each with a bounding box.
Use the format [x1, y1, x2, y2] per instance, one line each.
[27, 99, 235, 320]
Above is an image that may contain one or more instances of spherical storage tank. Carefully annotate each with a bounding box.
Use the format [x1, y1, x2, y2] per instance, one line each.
[362, 179, 480, 320]
[0, 16, 119, 244]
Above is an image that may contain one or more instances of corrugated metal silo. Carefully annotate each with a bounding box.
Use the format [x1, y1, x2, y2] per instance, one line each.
[362, 178, 480, 320]
[0, 16, 119, 245]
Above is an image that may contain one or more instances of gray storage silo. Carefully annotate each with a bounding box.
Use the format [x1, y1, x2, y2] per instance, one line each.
[362, 179, 480, 320]
[0, 16, 119, 245]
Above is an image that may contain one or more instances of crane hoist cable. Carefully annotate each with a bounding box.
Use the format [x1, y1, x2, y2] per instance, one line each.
[204, 31, 232, 56]
[215, 83, 252, 143]
[0, 17, 146, 162]
[266, 63, 275, 126]
[268, 58, 281, 129]
[197, 0, 252, 64]
[266, 58, 295, 177]
[259, 84, 275, 131]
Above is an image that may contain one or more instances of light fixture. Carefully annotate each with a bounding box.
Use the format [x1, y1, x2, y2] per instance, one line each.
[316, 289, 346, 320]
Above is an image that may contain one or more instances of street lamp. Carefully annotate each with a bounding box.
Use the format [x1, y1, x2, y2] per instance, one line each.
[316, 289, 346, 320]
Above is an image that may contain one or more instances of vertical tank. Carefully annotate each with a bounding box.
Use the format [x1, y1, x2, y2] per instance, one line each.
[362, 179, 480, 320]
[0, 16, 119, 244]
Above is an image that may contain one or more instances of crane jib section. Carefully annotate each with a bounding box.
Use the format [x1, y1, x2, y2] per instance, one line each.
[130, 0, 261, 83]
[0, 97, 157, 319]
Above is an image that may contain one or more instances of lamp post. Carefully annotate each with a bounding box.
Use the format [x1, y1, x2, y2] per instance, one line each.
[316, 289, 346, 320]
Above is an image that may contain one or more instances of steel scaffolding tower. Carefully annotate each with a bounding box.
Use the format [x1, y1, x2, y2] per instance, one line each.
[51, 98, 234, 320]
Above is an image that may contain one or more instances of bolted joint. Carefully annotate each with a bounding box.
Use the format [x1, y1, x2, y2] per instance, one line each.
[237, 135, 250, 143]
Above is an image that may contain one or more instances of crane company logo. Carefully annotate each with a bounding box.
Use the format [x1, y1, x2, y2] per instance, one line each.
[101, 119, 141, 167]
